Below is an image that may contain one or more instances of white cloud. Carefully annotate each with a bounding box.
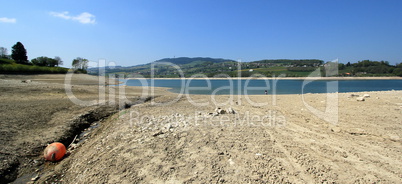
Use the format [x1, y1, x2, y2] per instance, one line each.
[50, 11, 71, 20]
[50, 11, 96, 24]
[0, 17, 16, 23]
[73, 12, 96, 24]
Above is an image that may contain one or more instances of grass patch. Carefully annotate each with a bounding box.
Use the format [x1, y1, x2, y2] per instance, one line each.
[0, 58, 68, 74]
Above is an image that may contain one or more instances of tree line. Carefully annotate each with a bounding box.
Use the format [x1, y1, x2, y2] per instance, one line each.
[338, 60, 402, 76]
[1, 42, 88, 73]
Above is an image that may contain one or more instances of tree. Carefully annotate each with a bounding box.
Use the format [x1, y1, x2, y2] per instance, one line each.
[11, 42, 28, 64]
[338, 63, 345, 70]
[31, 56, 49, 66]
[0, 47, 8, 58]
[31, 56, 61, 67]
[346, 62, 351, 67]
[72, 57, 89, 73]
[48, 58, 58, 67]
[54, 56, 63, 66]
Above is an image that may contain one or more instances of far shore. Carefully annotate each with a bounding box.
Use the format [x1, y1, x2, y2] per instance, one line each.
[125, 76, 402, 80]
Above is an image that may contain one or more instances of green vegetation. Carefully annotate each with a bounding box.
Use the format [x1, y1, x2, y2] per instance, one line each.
[89, 57, 402, 78]
[0, 47, 8, 59]
[0, 42, 70, 74]
[1, 41, 401, 78]
[250, 59, 323, 67]
[337, 60, 402, 77]
[155, 57, 235, 65]
[72, 57, 89, 74]
[0, 58, 69, 74]
[11, 42, 28, 64]
[31, 56, 63, 67]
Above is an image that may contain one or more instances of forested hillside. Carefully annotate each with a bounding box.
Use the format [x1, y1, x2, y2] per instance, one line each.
[88, 57, 402, 78]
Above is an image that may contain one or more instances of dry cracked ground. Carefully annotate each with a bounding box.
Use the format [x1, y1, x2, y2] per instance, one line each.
[0, 74, 401, 183]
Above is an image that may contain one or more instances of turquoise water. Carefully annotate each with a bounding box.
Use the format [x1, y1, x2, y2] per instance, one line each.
[124, 79, 402, 95]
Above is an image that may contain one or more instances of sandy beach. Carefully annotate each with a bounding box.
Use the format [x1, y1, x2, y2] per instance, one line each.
[1, 74, 401, 183]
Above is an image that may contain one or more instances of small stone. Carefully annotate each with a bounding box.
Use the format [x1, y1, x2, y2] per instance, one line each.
[215, 107, 226, 114]
[152, 130, 164, 137]
[356, 97, 365, 101]
[70, 143, 77, 150]
[363, 94, 370, 98]
[227, 107, 236, 114]
[331, 127, 341, 133]
[31, 175, 39, 181]
[164, 123, 172, 130]
[228, 158, 235, 165]
[388, 135, 400, 141]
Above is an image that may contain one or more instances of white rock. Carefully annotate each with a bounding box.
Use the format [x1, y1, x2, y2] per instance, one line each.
[164, 123, 172, 130]
[389, 135, 400, 141]
[331, 127, 341, 133]
[31, 175, 39, 181]
[363, 94, 370, 98]
[356, 97, 365, 101]
[228, 158, 235, 165]
[215, 107, 226, 114]
[227, 107, 236, 114]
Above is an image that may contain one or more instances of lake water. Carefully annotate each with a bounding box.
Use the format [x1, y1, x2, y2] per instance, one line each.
[124, 79, 402, 95]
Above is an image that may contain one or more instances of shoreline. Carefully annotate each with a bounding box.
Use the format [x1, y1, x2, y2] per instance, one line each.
[122, 85, 402, 96]
[1, 74, 402, 183]
[124, 76, 402, 80]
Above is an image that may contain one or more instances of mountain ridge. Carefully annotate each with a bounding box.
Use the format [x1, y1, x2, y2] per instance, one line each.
[154, 57, 236, 65]
[87, 57, 402, 78]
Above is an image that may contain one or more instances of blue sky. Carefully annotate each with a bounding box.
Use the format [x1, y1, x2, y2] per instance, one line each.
[1, 0, 402, 67]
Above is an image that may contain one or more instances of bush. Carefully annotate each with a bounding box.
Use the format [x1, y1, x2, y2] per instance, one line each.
[393, 68, 402, 77]
[0, 63, 68, 74]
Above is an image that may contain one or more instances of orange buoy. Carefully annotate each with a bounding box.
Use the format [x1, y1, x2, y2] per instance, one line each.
[43, 142, 66, 161]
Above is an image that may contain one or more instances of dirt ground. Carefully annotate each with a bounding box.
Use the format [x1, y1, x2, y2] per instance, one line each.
[1, 74, 402, 183]
[0, 74, 140, 183]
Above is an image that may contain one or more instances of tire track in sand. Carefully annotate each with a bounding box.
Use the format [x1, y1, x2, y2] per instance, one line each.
[264, 129, 316, 183]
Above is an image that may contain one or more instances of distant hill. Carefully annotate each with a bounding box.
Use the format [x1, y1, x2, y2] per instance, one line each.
[250, 59, 324, 66]
[154, 57, 236, 65]
[87, 57, 402, 78]
[88, 57, 239, 77]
